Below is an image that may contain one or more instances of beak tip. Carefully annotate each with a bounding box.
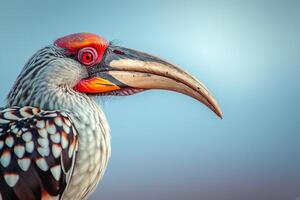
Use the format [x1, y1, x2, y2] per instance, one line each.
[209, 100, 223, 119]
[213, 106, 223, 119]
[217, 111, 223, 119]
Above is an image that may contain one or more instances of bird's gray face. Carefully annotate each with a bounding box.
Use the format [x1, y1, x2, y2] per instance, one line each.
[9, 33, 222, 118]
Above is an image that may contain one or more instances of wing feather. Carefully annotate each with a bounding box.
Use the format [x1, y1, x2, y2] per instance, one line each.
[0, 107, 78, 200]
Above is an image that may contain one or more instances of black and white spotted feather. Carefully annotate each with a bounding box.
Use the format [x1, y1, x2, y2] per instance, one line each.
[0, 106, 78, 200]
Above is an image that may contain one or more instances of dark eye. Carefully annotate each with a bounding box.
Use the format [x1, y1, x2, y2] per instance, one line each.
[78, 47, 98, 66]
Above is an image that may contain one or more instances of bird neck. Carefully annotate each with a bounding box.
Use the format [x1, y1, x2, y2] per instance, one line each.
[7, 81, 111, 151]
[7, 79, 109, 134]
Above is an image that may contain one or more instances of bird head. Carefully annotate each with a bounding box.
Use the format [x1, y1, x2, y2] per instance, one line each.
[8, 33, 222, 118]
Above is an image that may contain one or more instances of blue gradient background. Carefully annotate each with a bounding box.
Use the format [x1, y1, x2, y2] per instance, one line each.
[0, 1, 299, 200]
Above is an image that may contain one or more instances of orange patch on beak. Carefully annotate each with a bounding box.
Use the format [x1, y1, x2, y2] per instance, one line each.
[74, 77, 120, 93]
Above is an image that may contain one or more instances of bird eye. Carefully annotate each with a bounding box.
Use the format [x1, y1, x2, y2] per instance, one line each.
[78, 47, 98, 66]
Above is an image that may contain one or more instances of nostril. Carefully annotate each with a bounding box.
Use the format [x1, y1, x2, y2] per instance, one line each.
[112, 49, 125, 55]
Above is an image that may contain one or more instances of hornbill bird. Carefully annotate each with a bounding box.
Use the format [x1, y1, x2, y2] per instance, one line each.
[0, 33, 222, 200]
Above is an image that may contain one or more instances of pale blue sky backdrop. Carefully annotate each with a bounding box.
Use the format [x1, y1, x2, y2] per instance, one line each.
[0, 1, 299, 200]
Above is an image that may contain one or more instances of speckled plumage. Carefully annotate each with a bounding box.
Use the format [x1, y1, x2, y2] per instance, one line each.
[1, 45, 111, 200]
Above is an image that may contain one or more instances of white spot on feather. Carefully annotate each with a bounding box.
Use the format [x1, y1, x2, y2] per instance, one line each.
[14, 145, 25, 158]
[25, 141, 34, 153]
[11, 128, 19, 134]
[1, 150, 11, 167]
[63, 124, 70, 134]
[46, 122, 56, 135]
[54, 117, 63, 127]
[50, 165, 61, 181]
[38, 128, 48, 138]
[35, 158, 49, 171]
[0, 118, 10, 124]
[4, 173, 19, 187]
[52, 144, 62, 158]
[5, 136, 14, 148]
[4, 112, 19, 120]
[22, 132, 32, 142]
[68, 141, 76, 158]
[61, 134, 69, 149]
[36, 120, 45, 129]
[50, 133, 60, 143]
[38, 137, 49, 148]
[10, 125, 16, 130]
[19, 108, 32, 118]
[17, 158, 31, 171]
[38, 147, 50, 157]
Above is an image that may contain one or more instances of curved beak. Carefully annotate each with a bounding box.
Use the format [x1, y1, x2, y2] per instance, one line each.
[76, 45, 223, 118]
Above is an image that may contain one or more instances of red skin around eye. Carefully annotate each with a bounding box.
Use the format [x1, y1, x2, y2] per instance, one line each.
[78, 47, 98, 66]
[54, 33, 109, 64]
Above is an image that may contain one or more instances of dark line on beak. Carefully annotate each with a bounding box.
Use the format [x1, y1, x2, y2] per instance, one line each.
[95, 83, 116, 86]
[94, 72, 129, 88]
